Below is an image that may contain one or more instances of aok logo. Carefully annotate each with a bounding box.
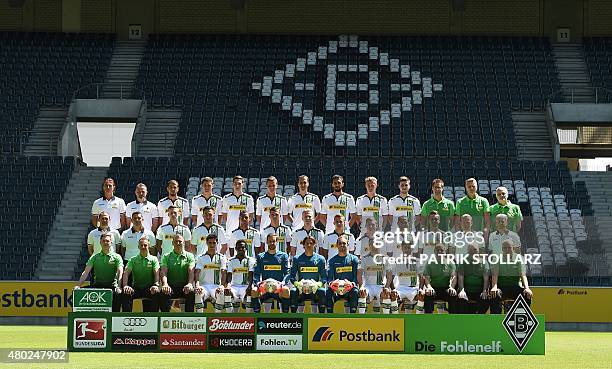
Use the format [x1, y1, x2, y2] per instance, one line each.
[79, 291, 106, 304]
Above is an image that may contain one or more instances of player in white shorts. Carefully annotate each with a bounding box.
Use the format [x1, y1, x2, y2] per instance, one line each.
[290, 209, 324, 257]
[256, 176, 289, 232]
[287, 175, 321, 230]
[321, 214, 357, 260]
[358, 252, 388, 314]
[226, 239, 255, 312]
[355, 176, 389, 237]
[388, 242, 423, 314]
[191, 177, 223, 227]
[221, 176, 255, 234]
[320, 175, 356, 234]
[194, 234, 228, 313]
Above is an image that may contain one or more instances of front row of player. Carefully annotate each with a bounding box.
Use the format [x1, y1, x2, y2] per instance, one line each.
[75, 231, 533, 314]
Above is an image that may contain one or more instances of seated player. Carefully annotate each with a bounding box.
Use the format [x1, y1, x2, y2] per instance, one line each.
[423, 243, 457, 314]
[388, 241, 422, 314]
[226, 240, 256, 312]
[194, 234, 228, 313]
[489, 240, 533, 313]
[457, 243, 489, 314]
[252, 233, 291, 313]
[286, 236, 327, 313]
[359, 242, 388, 314]
[159, 234, 196, 312]
[121, 236, 160, 312]
[326, 235, 361, 314]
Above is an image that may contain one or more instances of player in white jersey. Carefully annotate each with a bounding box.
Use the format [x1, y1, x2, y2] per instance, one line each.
[194, 234, 228, 313]
[358, 251, 388, 314]
[125, 183, 159, 232]
[384, 216, 420, 258]
[155, 205, 192, 256]
[287, 175, 321, 230]
[121, 211, 156, 262]
[260, 207, 292, 254]
[355, 176, 389, 236]
[87, 211, 121, 255]
[221, 175, 255, 235]
[228, 210, 261, 258]
[356, 218, 381, 259]
[191, 206, 228, 256]
[388, 242, 422, 314]
[191, 177, 223, 227]
[256, 176, 289, 232]
[320, 175, 356, 234]
[388, 176, 421, 233]
[226, 240, 255, 312]
[290, 209, 325, 257]
[321, 214, 357, 260]
[91, 177, 126, 231]
[157, 180, 190, 226]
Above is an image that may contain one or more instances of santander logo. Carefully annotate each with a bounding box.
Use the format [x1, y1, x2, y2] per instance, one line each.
[208, 318, 255, 333]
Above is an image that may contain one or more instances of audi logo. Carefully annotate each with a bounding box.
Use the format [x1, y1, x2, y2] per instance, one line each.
[122, 318, 148, 326]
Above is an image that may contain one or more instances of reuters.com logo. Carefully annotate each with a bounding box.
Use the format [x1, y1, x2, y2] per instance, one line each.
[312, 327, 334, 342]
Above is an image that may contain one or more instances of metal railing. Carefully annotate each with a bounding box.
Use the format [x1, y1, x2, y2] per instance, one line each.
[71, 83, 146, 101]
[546, 87, 612, 104]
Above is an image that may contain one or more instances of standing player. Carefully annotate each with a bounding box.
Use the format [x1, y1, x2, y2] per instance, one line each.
[420, 178, 455, 232]
[75, 233, 123, 311]
[455, 178, 490, 236]
[256, 176, 289, 232]
[326, 235, 361, 314]
[91, 177, 126, 231]
[423, 243, 457, 314]
[260, 207, 292, 254]
[287, 175, 321, 230]
[290, 209, 325, 258]
[457, 243, 489, 314]
[489, 214, 521, 255]
[155, 206, 192, 256]
[192, 206, 228, 256]
[194, 234, 228, 313]
[221, 175, 255, 235]
[191, 177, 223, 227]
[321, 214, 357, 260]
[121, 237, 160, 312]
[228, 210, 261, 258]
[159, 234, 196, 312]
[359, 242, 388, 314]
[355, 176, 389, 236]
[489, 186, 523, 233]
[157, 180, 190, 226]
[320, 175, 356, 234]
[388, 176, 421, 232]
[87, 211, 121, 255]
[226, 240, 255, 312]
[387, 241, 422, 314]
[121, 211, 156, 263]
[489, 240, 533, 313]
[252, 234, 291, 313]
[286, 236, 327, 313]
[125, 183, 159, 232]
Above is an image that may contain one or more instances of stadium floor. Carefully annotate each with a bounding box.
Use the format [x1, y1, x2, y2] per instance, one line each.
[0, 326, 610, 369]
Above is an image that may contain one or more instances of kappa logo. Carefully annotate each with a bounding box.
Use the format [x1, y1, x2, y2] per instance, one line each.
[502, 294, 539, 352]
[312, 327, 334, 342]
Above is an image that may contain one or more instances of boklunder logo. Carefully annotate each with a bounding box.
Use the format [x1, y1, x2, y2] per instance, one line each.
[312, 327, 334, 342]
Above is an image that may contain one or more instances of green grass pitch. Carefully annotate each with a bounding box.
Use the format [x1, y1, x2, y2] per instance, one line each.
[0, 326, 611, 369]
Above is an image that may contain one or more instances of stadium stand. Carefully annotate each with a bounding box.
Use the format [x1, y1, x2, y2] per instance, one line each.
[0, 155, 78, 279]
[0, 32, 114, 154]
[583, 37, 612, 103]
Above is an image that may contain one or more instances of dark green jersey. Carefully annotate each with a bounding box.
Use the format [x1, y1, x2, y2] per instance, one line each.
[424, 261, 456, 289]
[127, 254, 159, 290]
[86, 251, 123, 287]
[161, 250, 195, 287]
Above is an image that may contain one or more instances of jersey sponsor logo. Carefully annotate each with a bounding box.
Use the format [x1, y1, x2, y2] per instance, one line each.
[263, 206, 275, 212]
[263, 265, 282, 271]
[300, 266, 319, 273]
[164, 235, 174, 240]
[398, 271, 417, 277]
[229, 205, 247, 211]
[73, 319, 107, 348]
[244, 239, 253, 245]
[232, 267, 249, 273]
[395, 206, 413, 211]
[366, 266, 384, 271]
[308, 318, 404, 351]
[363, 206, 380, 212]
[335, 266, 352, 273]
[295, 204, 312, 209]
[203, 264, 220, 270]
[208, 317, 255, 333]
[328, 204, 347, 210]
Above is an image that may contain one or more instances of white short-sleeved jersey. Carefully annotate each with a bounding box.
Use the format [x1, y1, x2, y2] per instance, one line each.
[121, 228, 156, 260]
[290, 227, 325, 256]
[195, 253, 227, 285]
[191, 194, 223, 226]
[488, 230, 521, 255]
[287, 193, 321, 230]
[392, 262, 420, 288]
[87, 227, 121, 254]
[256, 195, 289, 232]
[228, 227, 261, 258]
[227, 256, 255, 286]
[92, 196, 126, 230]
[191, 223, 228, 257]
[356, 234, 381, 258]
[260, 224, 292, 254]
[321, 231, 357, 260]
[221, 193, 255, 234]
[125, 200, 159, 231]
[361, 254, 387, 286]
[384, 232, 420, 258]
[388, 194, 422, 232]
[155, 223, 192, 256]
[157, 196, 190, 225]
[355, 194, 389, 235]
[320, 193, 356, 234]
